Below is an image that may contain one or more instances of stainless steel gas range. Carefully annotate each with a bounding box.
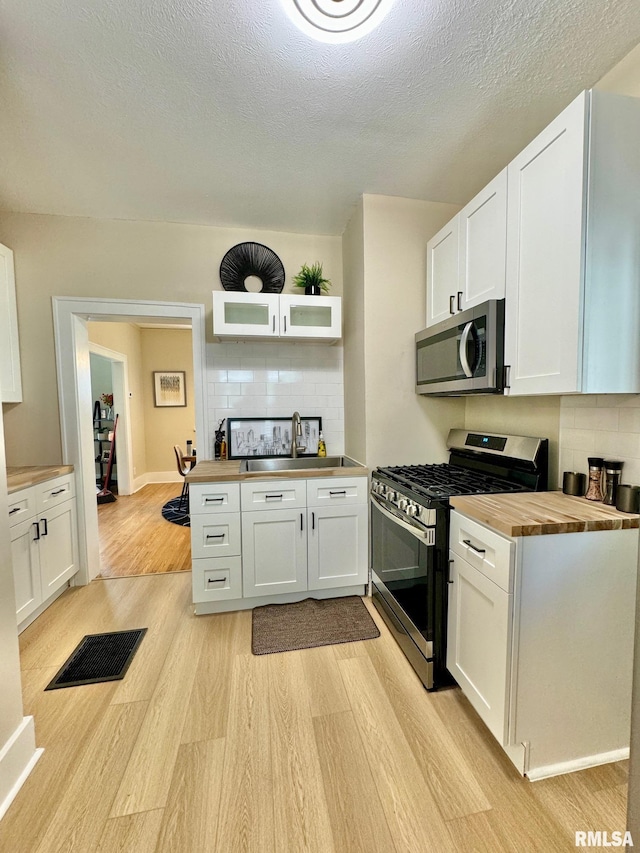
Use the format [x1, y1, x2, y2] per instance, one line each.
[370, 429, 548, 690]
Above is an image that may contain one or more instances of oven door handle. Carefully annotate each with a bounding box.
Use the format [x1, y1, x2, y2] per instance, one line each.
[371, 495, 435, 545]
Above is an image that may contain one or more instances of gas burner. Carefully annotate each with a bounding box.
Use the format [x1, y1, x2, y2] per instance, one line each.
[377, 463, 526, 500]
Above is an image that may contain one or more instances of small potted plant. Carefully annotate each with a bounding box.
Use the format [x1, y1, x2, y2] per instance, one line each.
[292, 262, 331, 296]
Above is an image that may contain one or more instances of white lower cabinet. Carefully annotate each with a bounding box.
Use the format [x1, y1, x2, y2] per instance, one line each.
[447, 509, 638, 779]
[242, 508, 307, 597]
[307, 504, 368, 590]
[8, 473, 78, 630]
[191, 473, 368, 612]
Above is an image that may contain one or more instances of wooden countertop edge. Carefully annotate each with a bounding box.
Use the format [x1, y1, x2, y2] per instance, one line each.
[7, 465, 75, 494]
[186, 460, 369, 484]
[450, 491, 640, 537]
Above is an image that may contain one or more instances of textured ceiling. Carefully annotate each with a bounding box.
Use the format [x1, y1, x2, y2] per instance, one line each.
[1, 0, 639, 235]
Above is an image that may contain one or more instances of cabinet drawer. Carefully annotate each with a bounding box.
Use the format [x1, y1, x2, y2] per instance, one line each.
[241, 479, 306, 511]
[191, 513, 241, 559]
[8, 487, 36, 528]
[306, 476, 368, 507]
[192, 556, 242, 602]
[449, 510, 514, 593]
[189, 482, 240, 514]
[37, 474, 75, 512]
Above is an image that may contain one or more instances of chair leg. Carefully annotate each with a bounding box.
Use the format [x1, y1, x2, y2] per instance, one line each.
[179, 479, 188, 512]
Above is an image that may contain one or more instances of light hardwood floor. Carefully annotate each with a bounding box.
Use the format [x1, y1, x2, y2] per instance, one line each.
[0, 573, 629, 852]
[97, 483, 191, 578]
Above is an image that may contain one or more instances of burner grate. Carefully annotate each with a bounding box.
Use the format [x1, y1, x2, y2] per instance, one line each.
[378, 463, 526, 499]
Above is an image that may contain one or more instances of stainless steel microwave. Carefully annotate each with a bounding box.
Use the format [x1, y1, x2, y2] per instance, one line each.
[415, 299, 505, 396]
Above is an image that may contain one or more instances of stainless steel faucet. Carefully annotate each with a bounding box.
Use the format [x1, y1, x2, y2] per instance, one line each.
[291, 411, 303, 458]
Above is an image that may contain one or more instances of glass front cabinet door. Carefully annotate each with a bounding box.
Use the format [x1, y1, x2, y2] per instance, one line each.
[213, 291, 279, 337]
[213, 292, 342, 340]
[279, 295, 341, 340]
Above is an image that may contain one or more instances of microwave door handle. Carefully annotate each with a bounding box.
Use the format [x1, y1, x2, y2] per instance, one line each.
[459, 321, 474, 378]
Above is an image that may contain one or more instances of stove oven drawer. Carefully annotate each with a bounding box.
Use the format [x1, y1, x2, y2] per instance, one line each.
[449, 510, 514, 593]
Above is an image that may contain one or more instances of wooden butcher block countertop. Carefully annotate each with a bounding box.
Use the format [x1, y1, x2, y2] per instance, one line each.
[186, 459, 368, 484]
[6, 465, 74, 494]
[449, 490, 640, 537]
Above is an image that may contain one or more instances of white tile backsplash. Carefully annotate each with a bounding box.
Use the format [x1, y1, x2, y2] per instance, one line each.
[559, 395, 640, 489]
[206, 341, 345, 457]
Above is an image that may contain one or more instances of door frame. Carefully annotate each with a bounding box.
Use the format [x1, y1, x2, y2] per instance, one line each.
[89, 343, 133, 496]
[52, 297, 207, 585]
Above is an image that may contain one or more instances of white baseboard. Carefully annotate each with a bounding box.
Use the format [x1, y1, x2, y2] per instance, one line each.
[526, 747, 630, 781]
[133, 472, 182, 492]
[0, 716, 43, 821]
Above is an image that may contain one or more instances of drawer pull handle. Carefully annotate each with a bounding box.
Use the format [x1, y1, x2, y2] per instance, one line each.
[205, 496, 225, 504]
[206, 533, 225, 540]
[329, 490, 347, 496]
[51, 488, 66, 496]
[463, 539, 486, 555]
[207, 577, 228, 584]
[9, 507, 21, 515]
[265, 494, 283, 500]
[33, 521, 40, 542]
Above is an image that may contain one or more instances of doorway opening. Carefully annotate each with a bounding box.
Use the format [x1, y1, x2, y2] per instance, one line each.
[53, 298, 207, 586]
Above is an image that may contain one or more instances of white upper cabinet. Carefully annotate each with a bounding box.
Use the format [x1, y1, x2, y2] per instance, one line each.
[0, 242, 23, 402]
[504, 90, 640, 395]
[426, 218, 459, 326]
[458, 169, 507, 311]
[426, 170, 507, 328]
[213, 291, 341, 341]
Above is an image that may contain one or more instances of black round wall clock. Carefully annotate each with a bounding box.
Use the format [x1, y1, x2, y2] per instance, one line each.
[219, 242, 285, 293]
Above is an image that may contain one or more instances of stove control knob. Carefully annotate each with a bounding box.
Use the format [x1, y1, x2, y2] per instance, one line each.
[406, 503, 418, 517]
[388, 490, 398, 503]
[397, 499, 409, 511]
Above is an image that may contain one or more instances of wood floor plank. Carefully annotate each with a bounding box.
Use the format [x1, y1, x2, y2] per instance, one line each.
[445, 810, 513, 853]
[338, 655, 454, 852]
[155, 739, 226, 852]
[268, 653, 335, 853]
[181, 610, 249, 743]
[34, 702, 147, 853]
[97, 483, 191, 578]
[313, 710, 396, 853]
[301, 645, 351, 718]
[215, 653, 275, 853]
[109, 609, 208, 816]
[365, 627, 491, 821]
[95, 810, 165, 853]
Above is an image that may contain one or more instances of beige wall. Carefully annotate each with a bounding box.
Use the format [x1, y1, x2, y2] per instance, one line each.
[0, 213, 342, 466]
[358, 195, 465, 467]
[141, 329, 195, 474]
[88, 322, 147, 478]
[342, 199, 366, 463]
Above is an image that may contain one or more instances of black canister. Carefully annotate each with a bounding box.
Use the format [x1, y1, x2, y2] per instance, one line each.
[562, 471, 586, 497]
[616, 484, 640, 513]
[602, 460, 623, 506]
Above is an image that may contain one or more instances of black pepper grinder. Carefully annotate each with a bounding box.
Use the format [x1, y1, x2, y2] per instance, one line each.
[602, 460, 623, 506]
[585, 457, 604, 501]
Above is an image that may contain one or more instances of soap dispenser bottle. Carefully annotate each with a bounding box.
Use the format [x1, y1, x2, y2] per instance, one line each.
[317, 431, 326, 458]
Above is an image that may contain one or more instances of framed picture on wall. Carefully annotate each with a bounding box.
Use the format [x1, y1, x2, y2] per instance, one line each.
[227, 417, 322, 459]
[153, 371, 187, 407]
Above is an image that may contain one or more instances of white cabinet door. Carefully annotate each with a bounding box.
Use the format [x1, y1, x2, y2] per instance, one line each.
[504, 92, 588, 395]
[38, 499, 78, 598]
[0, 242, 22, 402]
[426, 218, 459, 327]
[241, 509, 307, 597]
[10, 518, 41, 623]
[446, 551, 512, 745]
[307, 504, 368, 590]
[212, 291, 279, 337]
[279, 295, 342, 340]
[458, 169, 507, 311]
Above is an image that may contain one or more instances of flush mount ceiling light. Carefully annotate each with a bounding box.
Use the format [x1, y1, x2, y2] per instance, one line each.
[282, 0, 394, 44]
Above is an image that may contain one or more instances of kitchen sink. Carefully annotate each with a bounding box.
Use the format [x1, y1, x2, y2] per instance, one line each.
[240, 455, 361, 473]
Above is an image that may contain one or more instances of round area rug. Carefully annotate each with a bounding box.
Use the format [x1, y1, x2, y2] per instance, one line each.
[161, 496, 190, 527]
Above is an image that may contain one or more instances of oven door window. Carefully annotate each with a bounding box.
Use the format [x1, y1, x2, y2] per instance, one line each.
[371, 502, 434, 644]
